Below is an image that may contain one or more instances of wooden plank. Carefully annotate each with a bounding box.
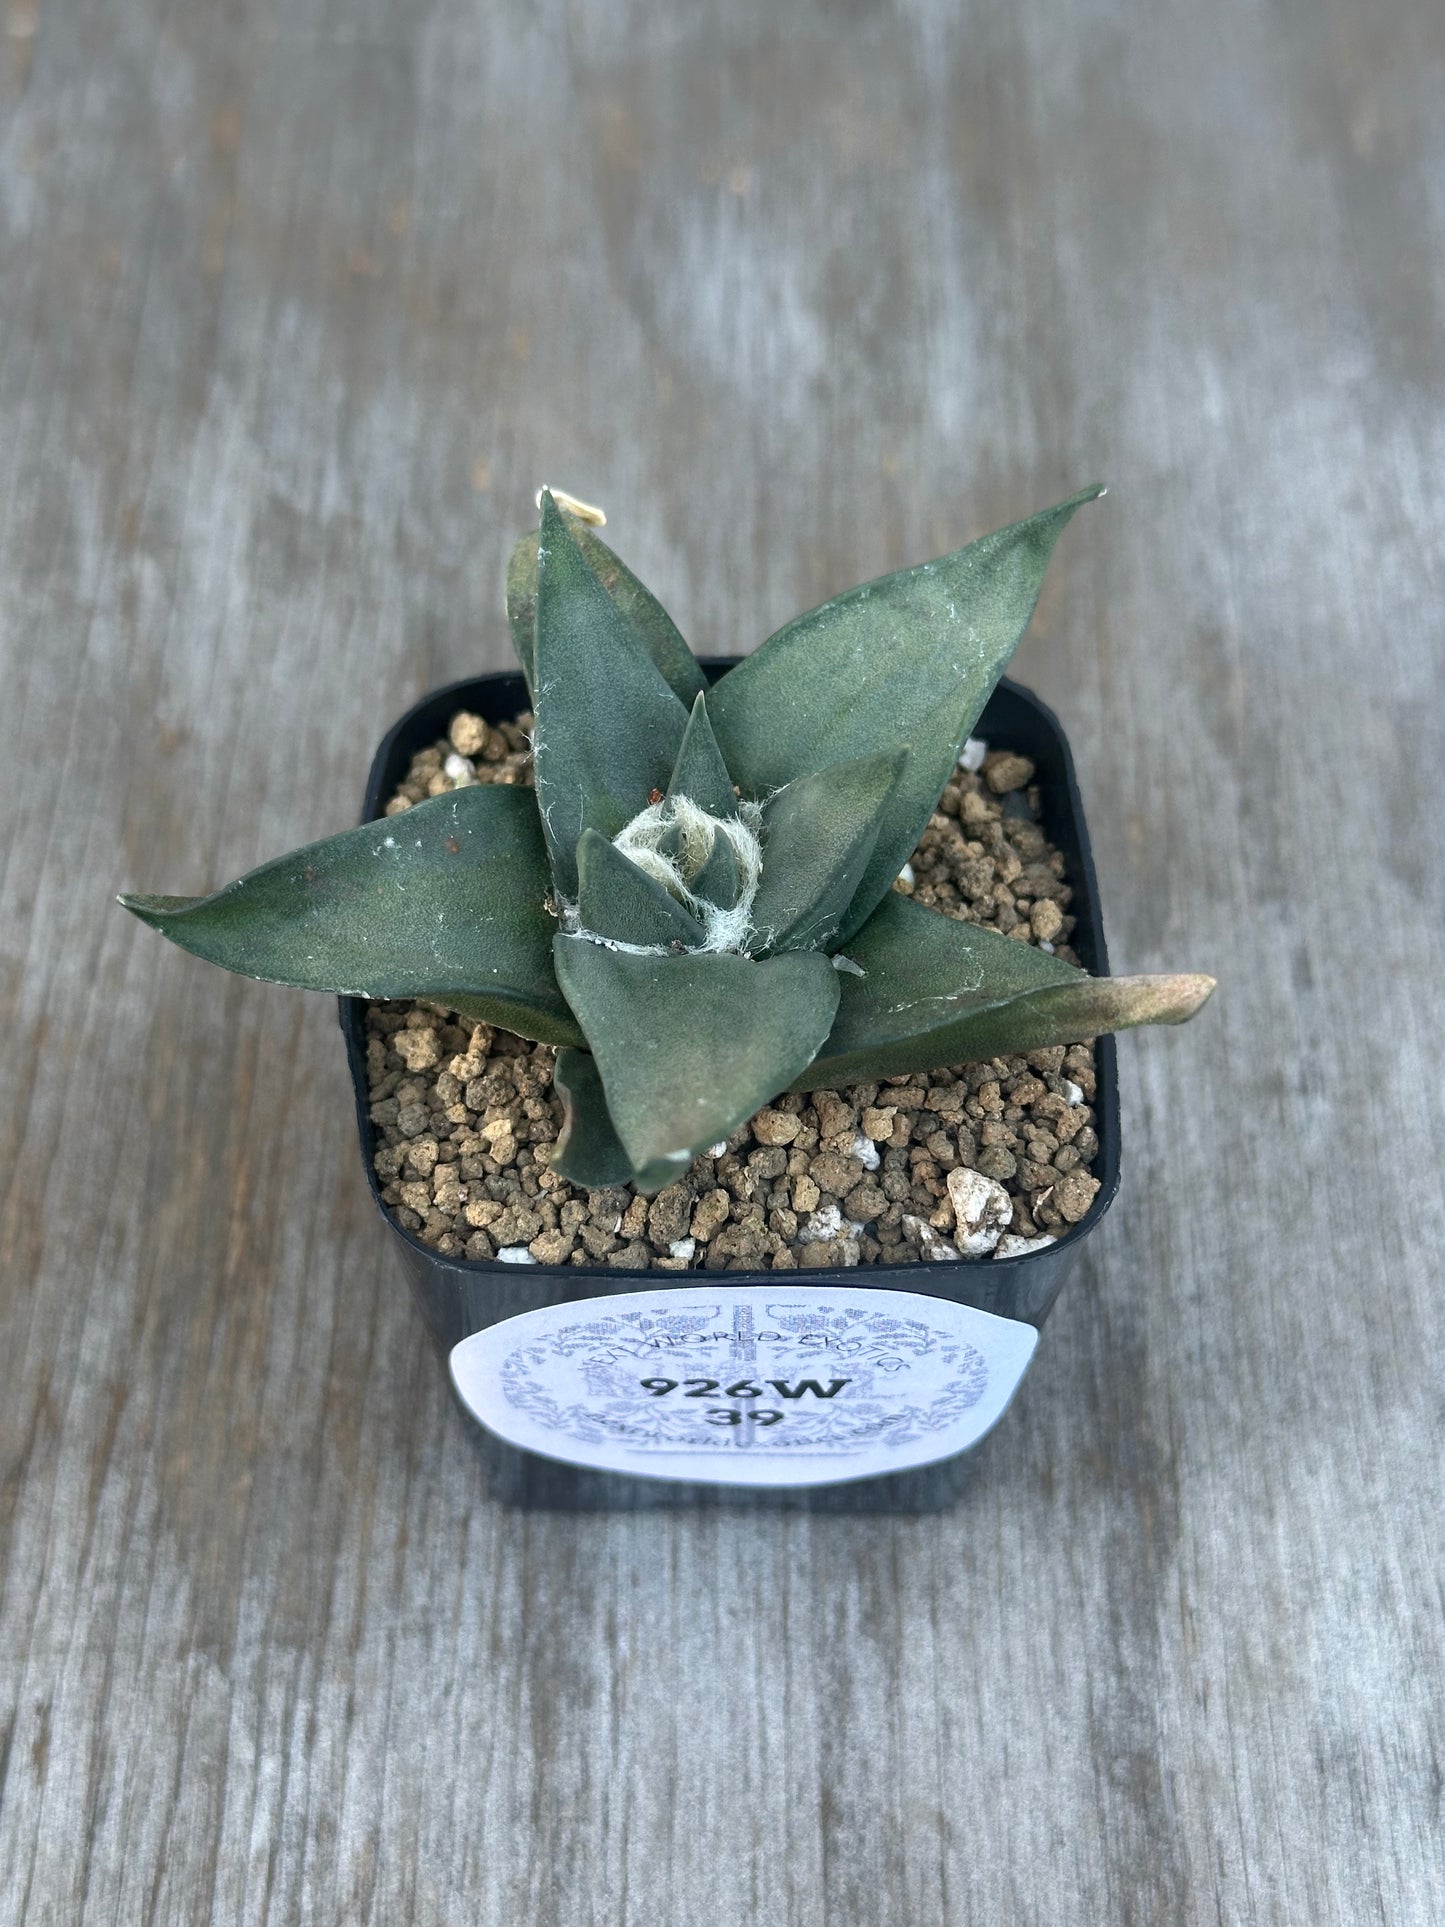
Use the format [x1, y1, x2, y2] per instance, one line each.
[1, 0, 1442, 1920]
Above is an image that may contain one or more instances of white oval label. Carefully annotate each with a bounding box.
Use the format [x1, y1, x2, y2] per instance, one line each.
[449, 1285, 1038, 1487]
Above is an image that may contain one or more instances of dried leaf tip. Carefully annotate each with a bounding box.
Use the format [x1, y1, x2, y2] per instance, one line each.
[1112, 972, 1217, 1026]
[535, 486, 606, 526]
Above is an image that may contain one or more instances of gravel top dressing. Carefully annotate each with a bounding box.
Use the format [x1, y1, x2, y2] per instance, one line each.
[363, 710, 1101, 1272]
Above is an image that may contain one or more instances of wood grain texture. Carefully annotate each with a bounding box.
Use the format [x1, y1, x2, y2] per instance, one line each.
[2, 0, 1442, 1920]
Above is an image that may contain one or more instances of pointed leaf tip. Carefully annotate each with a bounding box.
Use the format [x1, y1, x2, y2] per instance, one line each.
[533, 503, 693, 896]
[508, 503, 705, 710]
[119, 892, 195, 920]
[537, 485, 606, 526]
[1109, 972, 1216, 1025]
[668, 692, 739, 819]
[750, 747, 908, 956]
[798, 894, 1211, 1086]
[116, 785, 583, 1047]
[711, 486, 1106, 943]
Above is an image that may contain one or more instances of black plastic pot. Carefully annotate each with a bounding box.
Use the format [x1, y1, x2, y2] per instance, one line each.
[341, 665, 1120, 1510]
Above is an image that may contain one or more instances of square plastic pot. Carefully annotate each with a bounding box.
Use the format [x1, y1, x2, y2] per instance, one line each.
[341, 665, 1119, 1511]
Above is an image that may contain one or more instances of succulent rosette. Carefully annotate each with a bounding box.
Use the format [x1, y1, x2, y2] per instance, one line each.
[122, 488, 1212, 1194]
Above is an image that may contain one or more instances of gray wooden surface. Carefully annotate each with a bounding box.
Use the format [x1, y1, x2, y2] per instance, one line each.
[3, 0, 1442, 1920]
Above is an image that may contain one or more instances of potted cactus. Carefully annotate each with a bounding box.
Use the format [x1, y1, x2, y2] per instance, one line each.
[121, 488, 1212, 1492]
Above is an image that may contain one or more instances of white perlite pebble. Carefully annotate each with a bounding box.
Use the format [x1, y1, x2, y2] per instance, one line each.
[707, 1141, 728, 1158]
[443, 752, 476, 785]
[1062, 1079, 1084, 1106]
[959, 737, 988, 772]
[851, 1134, 881, 1171]
[897, 861, 915, 885]
[994, 1233, 1058, 1260]
[496, 1246, 537, 1265]
[668, 1238, 696, 1262]
[902, 1214, 960, 1262]
[800, 1202, 844, 1243]
[946, 1166, 1013, 1256]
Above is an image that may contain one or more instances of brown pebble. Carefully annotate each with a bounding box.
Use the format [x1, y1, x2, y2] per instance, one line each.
[609, 1240, 651, 1269]
[799, 1241, 841, 1269]
[1030, 899, 1065, 942]
[813, 1093, 856, 1140]
[1055, 1171, 1101, 1222]
[579, 1221, 619, 1260]
[690, 1190, 730, 1242]
[449, 711, 488, 757]
[491, 1204, 541, 1246]
[393, 1028, 441, 1072]
[975, 1146, 1018, 1181]
[646, 1186, 692, 1250]
[433, 1176, 465, 1213]
[851, 1183, 888, 1223]
[810, 1151, 865, 1197]
[529, 1228, 574, 1265]
[404, 1136, 439, 1178]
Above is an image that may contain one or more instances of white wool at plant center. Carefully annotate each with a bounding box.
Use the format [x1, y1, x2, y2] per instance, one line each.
[609, 793, 764, 955]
